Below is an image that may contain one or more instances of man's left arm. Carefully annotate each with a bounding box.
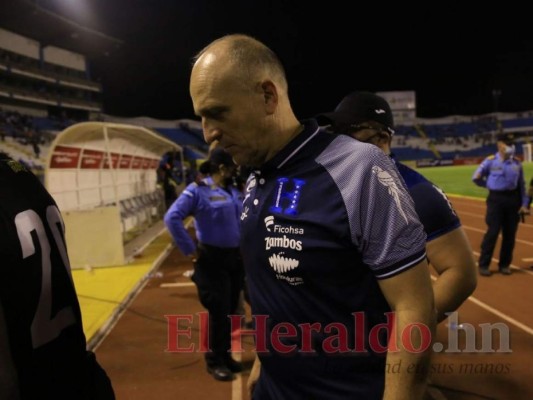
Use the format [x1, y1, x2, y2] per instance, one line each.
[378, 260, 436, 400]
[407, 178, 477, 322]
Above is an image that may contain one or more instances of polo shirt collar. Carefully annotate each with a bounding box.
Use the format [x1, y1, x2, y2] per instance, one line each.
[257, 119, 320, 175]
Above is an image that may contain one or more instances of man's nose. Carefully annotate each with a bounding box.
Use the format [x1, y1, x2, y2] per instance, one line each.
[203, 123, 221, 144]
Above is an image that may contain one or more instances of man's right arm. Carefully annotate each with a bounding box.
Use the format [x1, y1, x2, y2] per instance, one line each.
[472, 158, 490, 187]
[378, 259, 436, 400]
[0, 301, 19, 400]
[163, 185, 198, 256]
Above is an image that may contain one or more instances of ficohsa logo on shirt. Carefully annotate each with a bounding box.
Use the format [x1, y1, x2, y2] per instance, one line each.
[264, 215, 304, 235]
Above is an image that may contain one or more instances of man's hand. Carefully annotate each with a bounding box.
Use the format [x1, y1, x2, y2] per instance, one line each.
[519, 207, 530, 223]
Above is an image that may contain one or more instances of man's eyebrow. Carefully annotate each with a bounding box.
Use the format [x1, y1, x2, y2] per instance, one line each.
[197, 105, 228, 118]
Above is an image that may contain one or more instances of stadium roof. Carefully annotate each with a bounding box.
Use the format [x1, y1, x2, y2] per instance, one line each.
[0, 0, 123, 58]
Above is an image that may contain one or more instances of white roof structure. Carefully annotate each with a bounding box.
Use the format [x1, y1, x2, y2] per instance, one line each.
[45, 121, 183, 211]
[46, 121, 181, 155]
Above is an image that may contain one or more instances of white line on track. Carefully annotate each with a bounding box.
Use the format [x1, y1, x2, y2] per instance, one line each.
[471, 250, 533, 276]
[458, 211, 533, 229]
[466, 296, 533, 335]
[160, 282, 195, 288]
[462, 225, 533, 247]
[430, 274, 533, 335]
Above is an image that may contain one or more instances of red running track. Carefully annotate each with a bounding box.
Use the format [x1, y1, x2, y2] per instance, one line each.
[95, 195, 533, 400]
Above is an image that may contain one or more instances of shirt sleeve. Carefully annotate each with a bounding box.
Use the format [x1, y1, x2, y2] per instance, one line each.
[472, 157, 490, 187]
[354, 150, 427, 278]
[163, 183, 198, 256]
[409, 181, 461, 241]
[318, 137, 427, 279]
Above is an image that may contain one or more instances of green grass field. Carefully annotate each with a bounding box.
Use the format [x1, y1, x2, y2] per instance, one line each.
[414, 162, 533, 199]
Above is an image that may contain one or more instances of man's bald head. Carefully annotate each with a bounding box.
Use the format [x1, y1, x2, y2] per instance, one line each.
[189, 34, 301, 167]
[191, 34, 288, 93]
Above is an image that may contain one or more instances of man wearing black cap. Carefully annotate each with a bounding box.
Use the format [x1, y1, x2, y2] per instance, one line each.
[317, 91, 477, 322]
[472, 133, 529, 276]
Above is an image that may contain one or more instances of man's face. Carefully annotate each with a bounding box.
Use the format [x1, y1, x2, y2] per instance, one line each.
[190, 56, 270, 167]
[497, 140, 514, 159]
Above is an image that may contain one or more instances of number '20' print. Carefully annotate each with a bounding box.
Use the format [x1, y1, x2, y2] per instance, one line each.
[15, 206, 76, 349]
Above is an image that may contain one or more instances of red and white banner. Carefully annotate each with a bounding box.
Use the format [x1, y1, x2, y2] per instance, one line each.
[131, 156, 143, 169]
[119, 154, 133, 169]
[103, 152, 120, 169]
[49, 145, 81, 168]
[50, 147, 159, 170]
[80, 149, 104, 169]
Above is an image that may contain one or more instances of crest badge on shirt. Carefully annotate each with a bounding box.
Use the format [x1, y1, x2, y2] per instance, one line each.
[268, 177, 306, 216]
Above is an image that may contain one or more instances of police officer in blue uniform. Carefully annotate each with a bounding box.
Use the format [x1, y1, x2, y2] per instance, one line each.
[473, 133, 529, 276]
[164, 148, 244, 381]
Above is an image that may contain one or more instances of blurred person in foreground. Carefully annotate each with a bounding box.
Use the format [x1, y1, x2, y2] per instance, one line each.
[164, 148, 245, 381]
[472, 133, 530, 276]
[316, 91, 477, 323]
[0, 152, 115, 399]
[190, 33, 435, 400]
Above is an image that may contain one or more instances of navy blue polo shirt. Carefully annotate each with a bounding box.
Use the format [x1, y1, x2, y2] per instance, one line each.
[393, 158, 460, 241]
[241, 119, 427, 399]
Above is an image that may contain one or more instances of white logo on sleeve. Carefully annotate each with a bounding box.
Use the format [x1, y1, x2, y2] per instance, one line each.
[372, 166, 408, 223]
[433, 185, 457, 216]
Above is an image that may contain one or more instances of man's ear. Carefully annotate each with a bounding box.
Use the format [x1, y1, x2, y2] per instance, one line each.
[261, 80, 278, 114]
[379, 132, 392, 145]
